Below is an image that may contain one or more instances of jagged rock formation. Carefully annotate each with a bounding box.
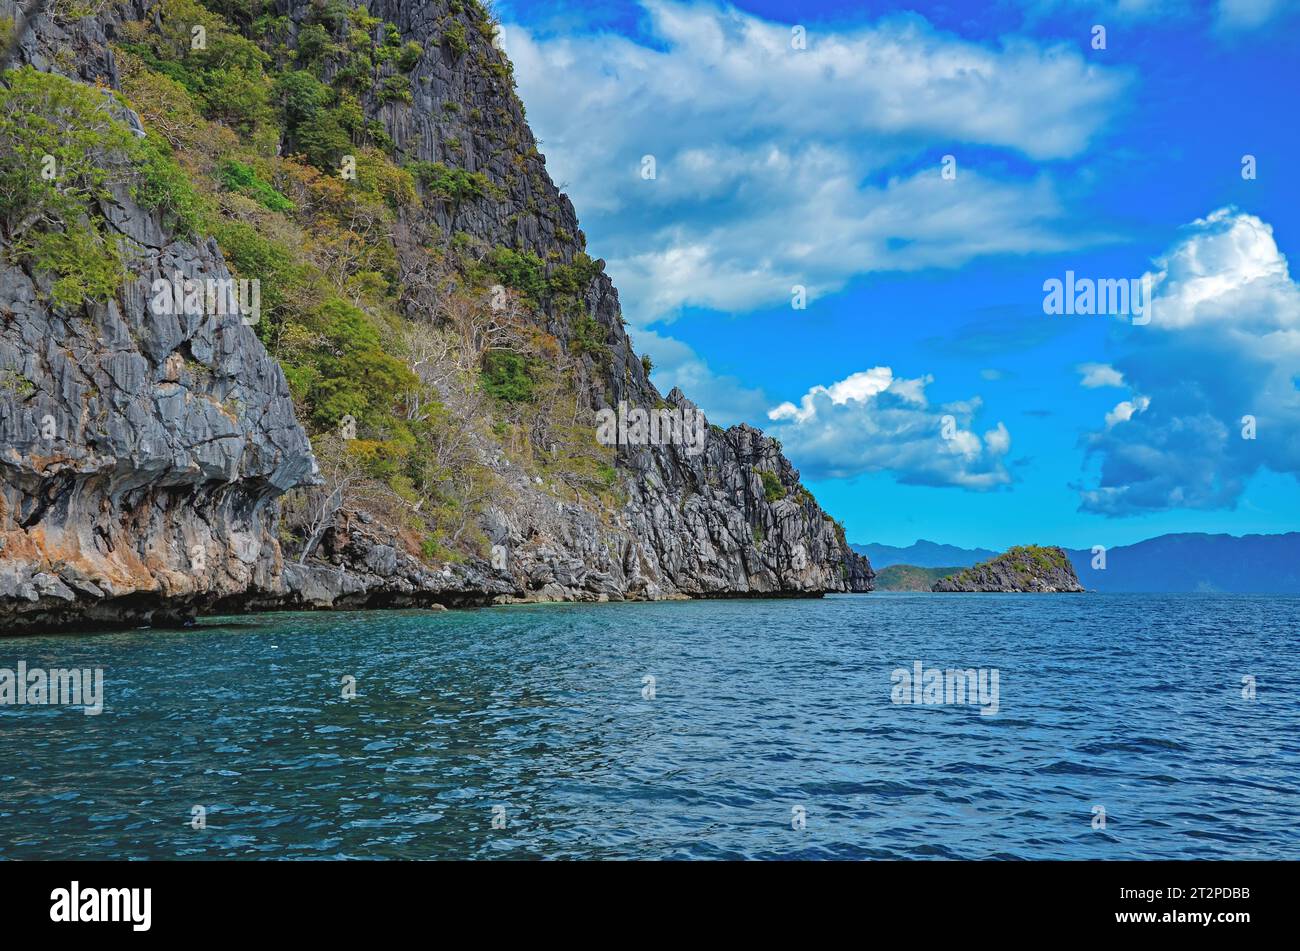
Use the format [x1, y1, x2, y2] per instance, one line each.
[932, 546, 1084, 593]
[277, 400, 871, 609]
[0, 193, 316, 630]
[0, 0, 871, 632]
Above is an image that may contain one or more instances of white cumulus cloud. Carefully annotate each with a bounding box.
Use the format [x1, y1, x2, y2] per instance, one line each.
[505, 0, 1128, 325]
[764, 367, 1012, 488]
[1080, 208, 1300, 514]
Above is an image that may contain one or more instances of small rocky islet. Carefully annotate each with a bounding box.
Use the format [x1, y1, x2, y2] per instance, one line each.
[930, 546, 1085, 593]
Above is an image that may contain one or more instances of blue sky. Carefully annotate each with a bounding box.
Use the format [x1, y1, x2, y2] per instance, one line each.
[497, 0, 1300, 549]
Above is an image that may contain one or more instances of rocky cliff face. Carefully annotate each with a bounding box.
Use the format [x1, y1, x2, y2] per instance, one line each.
[931, 546, 1084, 593]
[1, 1, 318, 630]
[283, 395, 871, 610]
[0, 0, 871, 632]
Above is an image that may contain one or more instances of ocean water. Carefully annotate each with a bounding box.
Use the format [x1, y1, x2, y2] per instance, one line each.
[1, 593, 1297, 860]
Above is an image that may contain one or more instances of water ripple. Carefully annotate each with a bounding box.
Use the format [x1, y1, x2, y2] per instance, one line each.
[1, 593, 1298, 859]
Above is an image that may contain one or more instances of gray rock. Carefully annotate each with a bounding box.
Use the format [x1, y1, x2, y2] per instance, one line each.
[0, 53, 317, 632]
[0, 0, 873, 632]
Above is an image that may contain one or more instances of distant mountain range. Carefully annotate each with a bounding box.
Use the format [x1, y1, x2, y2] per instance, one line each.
[854, 539, 999, 569]
[853, 533, 1300, 593]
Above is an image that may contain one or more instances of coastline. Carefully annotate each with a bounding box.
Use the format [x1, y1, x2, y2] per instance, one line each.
[0, 583, 844, 638]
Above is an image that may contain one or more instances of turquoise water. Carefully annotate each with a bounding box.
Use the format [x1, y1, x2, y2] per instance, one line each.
[1, 594, 1297, 859]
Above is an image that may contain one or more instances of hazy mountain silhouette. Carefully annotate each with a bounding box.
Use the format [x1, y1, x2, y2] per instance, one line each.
[851, 540, 997, 569]
[854, 533, 1300, 592]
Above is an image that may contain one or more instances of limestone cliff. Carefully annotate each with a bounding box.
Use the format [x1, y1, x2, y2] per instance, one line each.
[0, 0, 872, 632]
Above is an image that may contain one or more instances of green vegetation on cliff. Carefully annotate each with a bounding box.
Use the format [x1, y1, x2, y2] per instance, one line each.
[0, 67, 201, 307]
[3, 0, 626, 564]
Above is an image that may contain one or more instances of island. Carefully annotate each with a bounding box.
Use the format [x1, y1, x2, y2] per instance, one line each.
[931, 546, 1085, 592]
